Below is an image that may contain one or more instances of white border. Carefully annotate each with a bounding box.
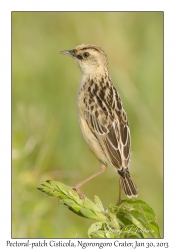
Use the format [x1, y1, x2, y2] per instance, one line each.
[0, 0, 174, 249]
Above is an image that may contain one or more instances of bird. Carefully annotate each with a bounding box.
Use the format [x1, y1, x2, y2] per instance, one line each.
[60, 44, 138, 201]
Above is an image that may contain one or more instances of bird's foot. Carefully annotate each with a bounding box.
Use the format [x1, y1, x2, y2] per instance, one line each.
[72, 186, 85, 199]
[116, 197, 122, 205]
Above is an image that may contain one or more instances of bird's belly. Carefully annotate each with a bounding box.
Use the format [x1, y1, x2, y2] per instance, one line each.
[78, 115, 108, 164]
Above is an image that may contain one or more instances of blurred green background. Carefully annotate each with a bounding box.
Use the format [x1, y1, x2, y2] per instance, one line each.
[12, 12, 163, 238]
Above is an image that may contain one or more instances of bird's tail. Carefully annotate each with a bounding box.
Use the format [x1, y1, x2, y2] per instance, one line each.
[118, 168, 138, 198]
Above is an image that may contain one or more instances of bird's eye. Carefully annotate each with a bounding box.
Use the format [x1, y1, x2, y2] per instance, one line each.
[83, 52, 89, 58]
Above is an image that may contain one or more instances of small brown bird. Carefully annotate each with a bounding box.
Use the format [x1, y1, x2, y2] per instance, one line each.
[60, 44, 138, 201]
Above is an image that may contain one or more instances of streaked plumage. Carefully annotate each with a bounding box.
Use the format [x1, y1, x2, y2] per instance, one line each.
[60, 44, 138, 200]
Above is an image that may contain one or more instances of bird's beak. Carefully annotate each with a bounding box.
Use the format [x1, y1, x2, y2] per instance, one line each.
[60, 50, 76, 57]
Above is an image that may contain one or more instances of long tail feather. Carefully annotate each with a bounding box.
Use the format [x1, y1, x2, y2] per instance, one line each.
[118, 168, 138, 198]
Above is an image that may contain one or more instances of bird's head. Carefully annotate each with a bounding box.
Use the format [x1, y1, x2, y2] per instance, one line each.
[60, 44, 108, 75]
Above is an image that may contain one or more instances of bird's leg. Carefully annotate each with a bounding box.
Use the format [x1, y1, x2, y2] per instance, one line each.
[116, 180, 122, 204]
[72, 163, 107, 199]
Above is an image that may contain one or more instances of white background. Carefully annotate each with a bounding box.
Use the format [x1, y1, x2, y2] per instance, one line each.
[0, 0, 174, 249]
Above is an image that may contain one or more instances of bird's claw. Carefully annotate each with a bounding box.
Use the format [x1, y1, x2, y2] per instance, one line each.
[72, 186, 85, 199]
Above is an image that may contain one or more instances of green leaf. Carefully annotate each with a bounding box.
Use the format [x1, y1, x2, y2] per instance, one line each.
[38, 180, 108, 222]
[88, 222, 118, 238]
[107, 204, 120, 230]
[94, 195, 104, 212]
[119, 225, 142, 238]
[38, 181, 161, 239]
[149, 221, 161, 238]
[116, 199, 160, 238]
[80, 207, 105, 221]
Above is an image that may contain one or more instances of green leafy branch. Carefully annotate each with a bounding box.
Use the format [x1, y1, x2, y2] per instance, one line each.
[37, 180, 161, 238]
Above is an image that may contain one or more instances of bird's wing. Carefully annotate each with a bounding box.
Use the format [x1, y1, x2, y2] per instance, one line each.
[81, 82, 130, 169]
